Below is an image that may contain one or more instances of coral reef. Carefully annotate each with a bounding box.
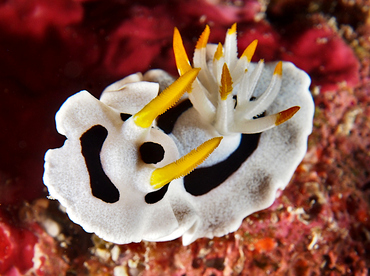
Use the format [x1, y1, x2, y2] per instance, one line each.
[0, 0, 369, 275]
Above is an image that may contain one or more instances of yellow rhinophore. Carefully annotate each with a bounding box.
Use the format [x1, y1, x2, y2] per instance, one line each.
[173, 27, 192, 76]
[150, 137, 223, 189]
[133, 68, 200, 128]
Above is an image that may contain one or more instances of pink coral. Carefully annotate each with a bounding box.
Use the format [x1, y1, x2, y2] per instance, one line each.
[103, 5, 174, 77]
[281, 25, 360, 92]
[0, 209, 38, 275]
[0, 0, 83, 38]
[174, 0, 262, 26]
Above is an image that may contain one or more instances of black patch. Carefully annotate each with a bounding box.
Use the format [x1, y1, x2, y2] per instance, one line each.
[248, 97, 266, 119]
[120, 113, 132, 121]
[145, 184, 169, 204]
[80, 125, 120, 203]
[233, 95, 237, 108]
[253, 111, 266, 119]
[184, 133, 261, 196]
[157, 99, 193, 134]
[139, 142, 165, 164]
[155, 98, 261, 198]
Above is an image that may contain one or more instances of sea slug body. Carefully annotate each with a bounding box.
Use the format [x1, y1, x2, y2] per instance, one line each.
[43, 24, 314, 245]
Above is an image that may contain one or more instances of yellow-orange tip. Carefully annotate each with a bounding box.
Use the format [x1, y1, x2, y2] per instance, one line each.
[195, 25, 210, 50]
[220, 63, 233, 100]
[214, 42, 224, 61]
[275, 106, 300, 126]
[273, 61, 283, 76]
[173, 27, 192, 76]
[228, 23, 237, 35]
[241, 39, 258, 62]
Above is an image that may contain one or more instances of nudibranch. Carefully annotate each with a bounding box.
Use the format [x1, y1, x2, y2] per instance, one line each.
[43, 24, 314, 245]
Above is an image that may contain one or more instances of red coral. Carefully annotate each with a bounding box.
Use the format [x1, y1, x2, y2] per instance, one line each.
[236, 22, 281, 61]
[103, 5, 174, 77]
[281, 25, 360, 92]
[175, 0, 262, 26]
[252, 237, 277, 253]
[0, 209, 38, 275]
[0, 0, 83, 38]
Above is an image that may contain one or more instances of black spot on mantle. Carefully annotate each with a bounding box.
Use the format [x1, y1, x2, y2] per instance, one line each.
[145, 184, 169, 204]
[157, 99, 193, 134]
[80, 125, 120, 203]
[139, 142, 165, 164]
[146, 98, 261, 202]
[120, 113, 132, 121]
[184, 133, 261, 196]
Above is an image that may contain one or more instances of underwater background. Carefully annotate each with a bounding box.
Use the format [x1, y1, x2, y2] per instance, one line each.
[0, 0, 369, 275]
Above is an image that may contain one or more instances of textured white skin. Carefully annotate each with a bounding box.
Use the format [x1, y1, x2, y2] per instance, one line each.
[164, 61, 314, 245]
[43, 61, 313, 245]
